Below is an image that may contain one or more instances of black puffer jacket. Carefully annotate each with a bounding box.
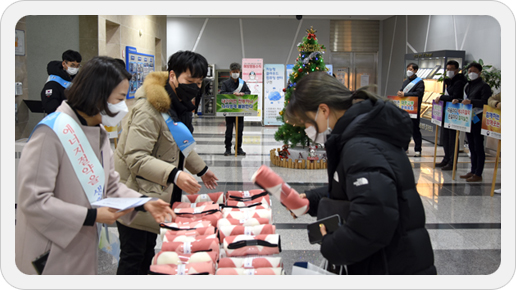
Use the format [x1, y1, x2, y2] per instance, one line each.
[306, 98, 436, 275]
[40, 61, 74, 114]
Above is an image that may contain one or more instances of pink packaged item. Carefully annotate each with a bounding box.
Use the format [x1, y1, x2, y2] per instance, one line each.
[149, 261, 215, 275]
[160, 221, 212, 230]
[218, 224, 276, 243]
[151, 251, 218, 265]
[222, 208, 271, 222]
[215, 267, 284, 275]
[174, 211, 223, 227]
[223, 234, 281, 257]
[162, 226, 217, 239]
[251, 165, 309, 217]
[172, 201, 214, 210]
[174, 203, 220, 215]
[225, 197, 270, 209]
[181, 192, 224, 204]
[226, 190, 271, 205]
[217, 218, 270, 228]
[161, 238, 220, 254]
[218, 257, 283, 268]
[163, 234, 218, 243]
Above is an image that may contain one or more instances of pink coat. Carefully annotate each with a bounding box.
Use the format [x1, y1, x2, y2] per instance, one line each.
[15, 102, 141, 275]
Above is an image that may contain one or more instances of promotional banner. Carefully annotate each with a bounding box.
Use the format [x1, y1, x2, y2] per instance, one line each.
[481, 105, 501, 139]
[125, 46, 155, 99]
[387, 96, 419, 119]
[216, 94, 258, 117]
[242, 58, 263, 122]
[443, 102, 473, 133]
[286, 64, 294, 80]
[431, 100, 444, 125]
[263, 64, 285, 125]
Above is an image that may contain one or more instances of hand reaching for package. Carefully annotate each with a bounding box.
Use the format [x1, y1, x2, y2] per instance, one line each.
[177, 171, 202, 194]
[144, 199, 176, 224]
[201, 169, 219, 190]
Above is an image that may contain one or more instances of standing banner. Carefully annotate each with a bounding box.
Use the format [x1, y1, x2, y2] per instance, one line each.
[443, 102, 473, 133]
[263, 64, 285, 125]
[286, 64, 294, 80]
[216, 94, 259, 117]
[387, 96, 419, 119]
[242, 58, 263, 122]
[431, 100, 444, 125]
[481, 104, 501, 139]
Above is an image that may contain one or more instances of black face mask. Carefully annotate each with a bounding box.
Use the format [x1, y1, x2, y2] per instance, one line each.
[176, 83, 200, 101]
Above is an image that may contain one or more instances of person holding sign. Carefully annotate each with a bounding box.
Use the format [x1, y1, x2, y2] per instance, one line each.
[286, 72, 436, 275]
[221, 62, 251, 156]
[398, 63, 425, 157]
[15, 56, 175, 275]
[114, 51, 219, 274]
[455, 62, 492, 182]
[435, 60, 467, 170]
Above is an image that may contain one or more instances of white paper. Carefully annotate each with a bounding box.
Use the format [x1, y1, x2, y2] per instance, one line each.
[91, 197, 152, 212]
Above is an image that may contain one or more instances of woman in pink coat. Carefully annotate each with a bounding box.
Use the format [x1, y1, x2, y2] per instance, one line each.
[15, 56, 175, 275]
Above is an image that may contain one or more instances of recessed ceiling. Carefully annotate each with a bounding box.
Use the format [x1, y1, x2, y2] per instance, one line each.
[167, 15, 394, 21]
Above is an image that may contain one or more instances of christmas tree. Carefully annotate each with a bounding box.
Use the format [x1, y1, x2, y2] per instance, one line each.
[274, 27, 328, 148]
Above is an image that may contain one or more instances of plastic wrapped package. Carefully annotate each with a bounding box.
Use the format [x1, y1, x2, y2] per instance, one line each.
[226, 190, 271, 205]
[149, 261, 216, 275]
[172, 201, 214, 209]
[151, 251, 219, 265]
[218, 257, 282, 268]
[225, 197, 270, 209]
[251, 165, 309, 217]
[217, 218, 270, 228]
[181, 192, 225, 204]
[163, 233, 218, 243]
[215, 267, 284, 275]
[218, 224, 276, 243]
[174, 211, 223, 227]
[161, 238, 220, 255]
[222, 208, 272, 222]
[223, 234, 281, 257]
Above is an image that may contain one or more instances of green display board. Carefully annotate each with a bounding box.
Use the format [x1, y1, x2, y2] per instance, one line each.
[216, 94, 259, 117]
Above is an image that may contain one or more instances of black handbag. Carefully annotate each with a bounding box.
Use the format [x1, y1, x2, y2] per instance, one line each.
[316, 197, 351, 223]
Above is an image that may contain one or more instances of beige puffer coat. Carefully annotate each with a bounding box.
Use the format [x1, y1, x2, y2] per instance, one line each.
[114, 71, 207, 234]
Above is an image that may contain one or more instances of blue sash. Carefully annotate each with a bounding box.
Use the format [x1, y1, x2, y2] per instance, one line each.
[235, 78, 244, 93]
[29, 112, 105, 204]
[161, 113, 196, 158]
[402, 77, 422, 94]
[46, 75, 72, 89]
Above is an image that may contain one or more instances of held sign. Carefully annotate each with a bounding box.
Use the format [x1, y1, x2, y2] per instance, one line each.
[431, 100, 444, 125]
[387, 96, 419, 119]
[481, 104, 501, 139]
[216, 94, 259, 117]
[443, 102, 473, 133]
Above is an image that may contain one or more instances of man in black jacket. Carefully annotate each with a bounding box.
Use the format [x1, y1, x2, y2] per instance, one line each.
[458, 62, 492, 182]
[435, 60, 467, 170]
[40, 50, 82, 114]
[398, 63, 425, 157]
[220, 62, 251, 156]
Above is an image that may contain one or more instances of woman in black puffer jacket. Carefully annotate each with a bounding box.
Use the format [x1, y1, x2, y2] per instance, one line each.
[286, 72, 436, 275]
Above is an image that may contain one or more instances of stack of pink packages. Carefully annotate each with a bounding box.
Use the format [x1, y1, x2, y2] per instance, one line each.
[214, 189, 284, 275]
[150, 196, 226, 275]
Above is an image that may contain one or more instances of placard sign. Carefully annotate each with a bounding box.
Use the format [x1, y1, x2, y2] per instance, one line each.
[387, 96, 419, 119]
[431, 100, 444, 125]
[242, 58, 263, 122]
[443, 102, 473, 133]
[481, 105, 501, 139]
[216, 94, 259, 117]
[263, 64, 285, 125]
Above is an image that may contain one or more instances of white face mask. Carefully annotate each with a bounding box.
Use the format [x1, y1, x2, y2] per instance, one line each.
[231, 73, 240, 79]
[101, 100, 128, 127]
[468, 72, 479, 81]
[304, 108, 332, 144]
[67, 67, 79, 75]
[446, 70, 455, 78]
[406, 70, 414, 77]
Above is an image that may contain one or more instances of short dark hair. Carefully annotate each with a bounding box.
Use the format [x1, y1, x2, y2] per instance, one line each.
[62, 50, 82, 63]
[114, 58, 129, 74]
[167, 51, 208, 79]
[407, 62, 419, 71]
[66, 56, 131, 117]
[230, 62, 241, 71]
[467, 62, 483, 72]
[446, 60, 460, 70]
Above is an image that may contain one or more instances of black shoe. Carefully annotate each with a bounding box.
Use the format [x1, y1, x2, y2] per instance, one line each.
[441, 164, 453, 171]
[435, 161, 448, 167]
[224, 150, 231, 156]
[237, 149, 246, 156]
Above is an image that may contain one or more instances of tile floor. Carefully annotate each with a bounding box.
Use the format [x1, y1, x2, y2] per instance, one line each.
[98, 116, 501, 275]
